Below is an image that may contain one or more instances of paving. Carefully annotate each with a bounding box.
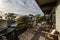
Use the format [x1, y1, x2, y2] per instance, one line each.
[18, 26, 45, 40]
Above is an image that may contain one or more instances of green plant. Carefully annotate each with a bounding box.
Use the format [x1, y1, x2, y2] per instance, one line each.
[36, 15, 45, 23]
[5, 13, 16, 20]
[16, 15, 30, 30]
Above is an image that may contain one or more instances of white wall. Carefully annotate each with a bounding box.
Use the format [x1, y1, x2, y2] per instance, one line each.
[56, 1, 60, 32]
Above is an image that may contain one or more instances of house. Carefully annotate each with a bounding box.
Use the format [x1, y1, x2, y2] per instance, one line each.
[35, 0, 59, 40]
[0, 20, 7, 29]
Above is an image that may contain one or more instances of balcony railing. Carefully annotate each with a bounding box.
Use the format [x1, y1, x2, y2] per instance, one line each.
[0, 26, 19, 40]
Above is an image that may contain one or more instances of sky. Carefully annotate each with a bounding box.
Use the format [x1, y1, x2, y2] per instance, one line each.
[0, 0, 44, 16]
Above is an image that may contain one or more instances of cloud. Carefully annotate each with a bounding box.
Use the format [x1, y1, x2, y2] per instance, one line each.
[0, 0, 44, 15]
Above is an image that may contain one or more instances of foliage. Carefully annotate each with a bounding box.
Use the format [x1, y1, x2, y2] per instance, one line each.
[16, 15, 30, 30]
[17, 23, 27, 30]
[35, 14, 41, 18]
[36, 15, 45, 23]
[5, 13, 16, 20]
[16, 15, 30, 23]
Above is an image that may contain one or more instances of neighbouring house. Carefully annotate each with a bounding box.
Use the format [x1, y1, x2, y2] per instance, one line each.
[29, 14, 37, 27]
[0, 20, 7, 29]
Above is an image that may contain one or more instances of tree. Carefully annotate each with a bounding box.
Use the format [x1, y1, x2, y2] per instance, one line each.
[35, 14, 41, 18]
[5, 13, 16, 20]
[17, 15, 29, 23]
[16, 15, 31, 30]
[5, 13, 16, 27]
[36, 15, 45, 23]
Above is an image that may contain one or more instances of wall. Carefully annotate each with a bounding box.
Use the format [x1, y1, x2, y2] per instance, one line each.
[0, 20, 7, 29]
[56, 0, 60, 32]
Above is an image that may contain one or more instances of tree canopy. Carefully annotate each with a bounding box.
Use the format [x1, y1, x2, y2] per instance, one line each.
[5, 13, 16, 20]
[17, 15, 30, 23]
[36, 15, 45, 23]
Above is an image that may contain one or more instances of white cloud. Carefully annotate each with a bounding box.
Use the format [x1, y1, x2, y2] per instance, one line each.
[0, 0, 44, 15]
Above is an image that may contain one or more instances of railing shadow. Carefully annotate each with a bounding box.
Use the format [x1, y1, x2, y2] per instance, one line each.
[31, 27, 45, 40]
[16, 27, 27, 35]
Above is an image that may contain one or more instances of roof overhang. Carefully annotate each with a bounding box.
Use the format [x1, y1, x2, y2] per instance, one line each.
[35, 0, 58, 14]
